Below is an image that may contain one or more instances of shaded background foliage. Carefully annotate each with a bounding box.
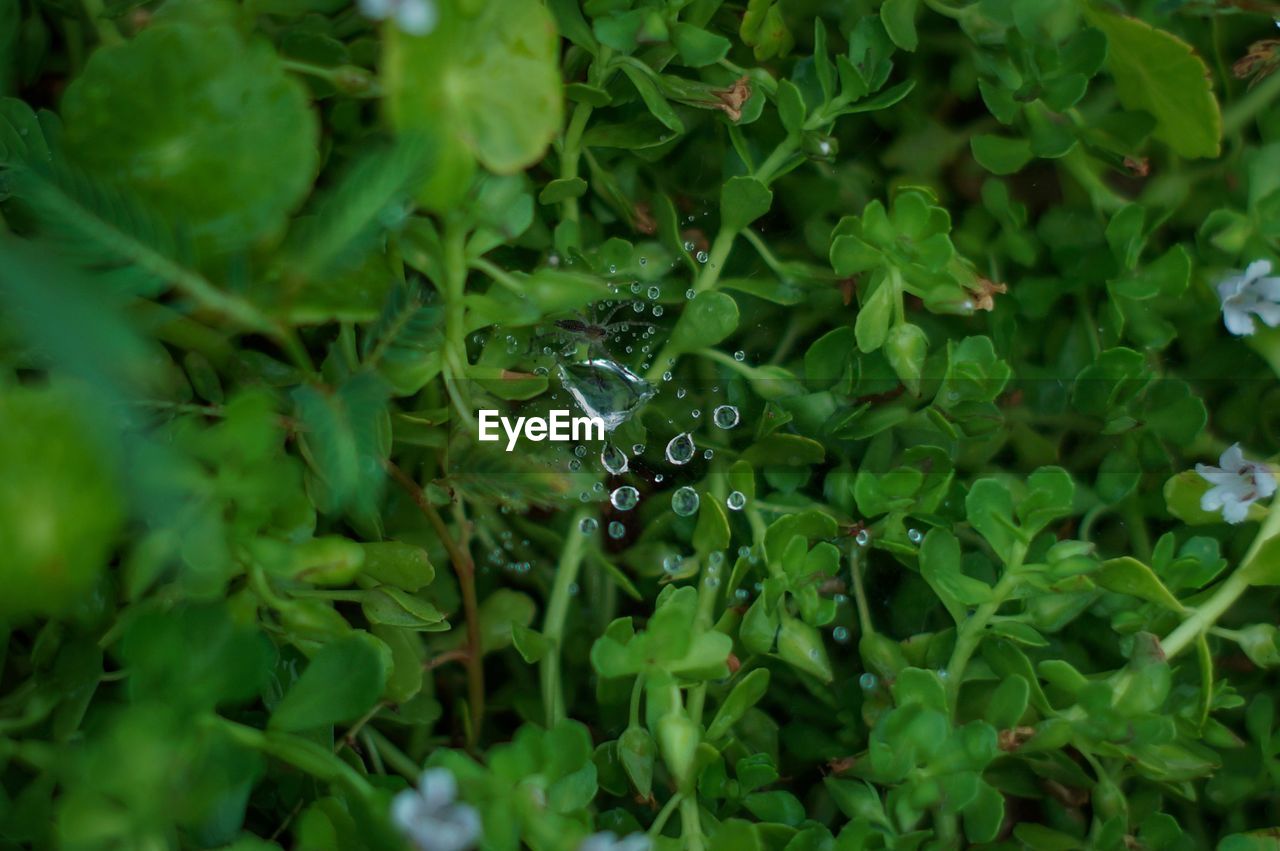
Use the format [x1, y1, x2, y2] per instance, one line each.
[2, 0, 1280, 849]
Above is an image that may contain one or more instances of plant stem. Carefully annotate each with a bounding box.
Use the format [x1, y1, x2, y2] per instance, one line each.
[559, 102, 594, 238]
[679, 795, 706, 851]
[648, 793, 682, 838]
[850, 545, 874, 637]
[441, 219, 478, 433]
[541, 507, 591, 727]
[1163, 502, 1280, 658]
[386, 462, 485, 749]
[1223, 68, 1280, 137]
[944, 543, 1025, 705]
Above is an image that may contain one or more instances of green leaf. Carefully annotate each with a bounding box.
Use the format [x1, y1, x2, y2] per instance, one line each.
[880, 0, 919, 51]
[618, 726, 655, 797]
[670, 291, 740, 352]
[971, 134, 1033, 175]
[1084, 7, 1221, 159]
[776, 80, 806, 135]
[672, 23, 731, 67]
[538, 177, 588, 205]
[619, 63, 685, 133]
[1096, 557, 1186, 612]
[60, 21, 318, 249]
[270, 634, 387, 732]
[720, 176, 774, 231]
[385, 0, 562, 204]
[361, 587, 449, 631]
[855, 279, 894, 353]
[884, 322, 928, 395]
[693, 496, 731, 553]
[293, 371, 391, 518]
[706, 669, 771, 740]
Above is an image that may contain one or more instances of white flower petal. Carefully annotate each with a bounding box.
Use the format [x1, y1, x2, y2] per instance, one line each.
[419, 768, 458, 812]
[1201, 485, 1228, 512]
[1196, 463, 1238, 487]
[1253, 464, 1278, 500]
[1223, 305, 1257, 336]
[1253, 275, 1280, 301]
[395, 0, 438, 35]
[357, 0, 395, 19]
[1219, 444, 1246, 471]
[1244, 259, 1274, 283]
[1222, 498, 1251, 524]
[1254, 301, 1280, 328]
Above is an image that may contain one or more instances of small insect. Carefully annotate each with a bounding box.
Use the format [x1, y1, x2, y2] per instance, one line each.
[551, 302, 655, 360]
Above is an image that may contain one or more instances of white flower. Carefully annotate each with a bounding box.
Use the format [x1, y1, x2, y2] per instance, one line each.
[1215, 259, 1280, 336]
[391, 768, 481, 851]
[358, 0, 438, 36]
[578, 832, 652, 851]
[1196, 443, 1277, 524]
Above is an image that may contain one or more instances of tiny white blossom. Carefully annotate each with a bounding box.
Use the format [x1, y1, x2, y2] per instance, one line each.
[392, 768, 481, 851]
[1216, 259, 1280, 336]
[358, 0, 438, 36]
[1196, 443, 1277, 524]
[578, 832, 652, 851]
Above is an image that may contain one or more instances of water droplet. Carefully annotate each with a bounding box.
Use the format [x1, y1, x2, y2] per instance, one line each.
[713, 405, 740, 429]
[630, 282, 642, 294]
[685, 289, 696, 300]
[676, 388, 687, 399]
[855, 529, 870, 546]
[608, 520, 626, 539]
[574, 445, 587, 458]
[726, 491, 747, 511]
[654, 473, 664, 483]
[631, 443, 645, 455]
[733, 350, 746, 362]
[579, 517, 598, 534]
[610, 486, 640, 511]
[734, 588, 751, 601]
[706, 576, 720, 588]
[639, 257, 648, 266]
[652, 305, 664, 317]
[691, 409, 701, 419]
[662, 371, 673, 382]
[663, 554, 683, 574]
[937, 668, 950, 680]
[907, 528, 923, 543]
[833, 626, 850, 644]
[859, 673, 878, 690]
[601, 444, 629, 475]
[671, 486, 700, 516]
[568, 458, 582, 472]
[647, 286, 660, 300]
[737, 545, 751, 559]
[708, 551, 725, 567]
[696, 250, 709, 263]
[557, 359, 657, 432]
[665, 432, 696, 465]
[702, 449, 713, 460]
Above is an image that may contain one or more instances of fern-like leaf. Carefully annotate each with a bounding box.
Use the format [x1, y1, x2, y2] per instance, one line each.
[280, 135, 432, 286]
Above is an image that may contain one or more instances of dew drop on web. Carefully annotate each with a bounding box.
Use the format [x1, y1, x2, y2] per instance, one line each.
[713, 405, 740, 429]
[608, 520, 626, 539]
[665, 432, 695, 465]
[579, 517, 598, 534]
[671, 486, 700, 517]
[610, 485, 639, 511]
[601, 443, 629, 475]
[726, 491, 747, 511]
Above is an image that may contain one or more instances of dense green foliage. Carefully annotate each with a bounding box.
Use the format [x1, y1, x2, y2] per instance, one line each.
[3, 0, 1280, 849]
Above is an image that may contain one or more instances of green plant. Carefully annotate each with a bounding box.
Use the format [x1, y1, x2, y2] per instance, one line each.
[3, 0, 1280, 849]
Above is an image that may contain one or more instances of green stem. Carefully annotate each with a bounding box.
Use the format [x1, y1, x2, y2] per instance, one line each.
[1223, 68, 1280, 137]
[944, 543, 1025, 705]
[541, 507, 591, 727]
[1162, 502, 1280, 658]
[441, 219, 477, 433]
[559, 102, 594, 238]
[850, 545, 874, 637]
[679, 796, 706, 851]
[648, 793, 683, 838]
[364, 728, 422, 781]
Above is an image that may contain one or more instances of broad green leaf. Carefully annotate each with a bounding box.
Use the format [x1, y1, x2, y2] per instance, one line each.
[880, 0, 918, 51]
[60, 21, 318, 248]
[270, 634, 387, 732]
[971, 134, 1033, 175]
[670, 291, 740, 352]
[721, 176, 774, 231]
[385, 0, 562, 205]
[1084, 7, 1221, 159]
